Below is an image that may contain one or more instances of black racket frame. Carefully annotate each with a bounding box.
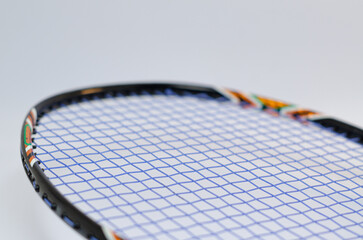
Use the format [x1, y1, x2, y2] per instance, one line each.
[20, 83, 363, 240]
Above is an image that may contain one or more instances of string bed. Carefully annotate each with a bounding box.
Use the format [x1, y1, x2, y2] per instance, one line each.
[34, 90, 363, 239]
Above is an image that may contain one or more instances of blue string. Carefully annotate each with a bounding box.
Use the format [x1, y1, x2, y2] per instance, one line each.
[34, 90, 363, 239]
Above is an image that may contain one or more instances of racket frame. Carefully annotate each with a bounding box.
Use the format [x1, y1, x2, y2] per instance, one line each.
[20, 83, 363, 240]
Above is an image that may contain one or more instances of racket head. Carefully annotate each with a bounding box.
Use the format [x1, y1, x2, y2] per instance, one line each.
[21, 83, 363, 240]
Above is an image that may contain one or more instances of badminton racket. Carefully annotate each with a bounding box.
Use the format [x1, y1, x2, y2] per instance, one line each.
[21, 83, 363, 240]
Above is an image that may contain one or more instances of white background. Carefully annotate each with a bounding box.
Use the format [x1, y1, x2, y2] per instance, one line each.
[1, 1, 362, 239]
